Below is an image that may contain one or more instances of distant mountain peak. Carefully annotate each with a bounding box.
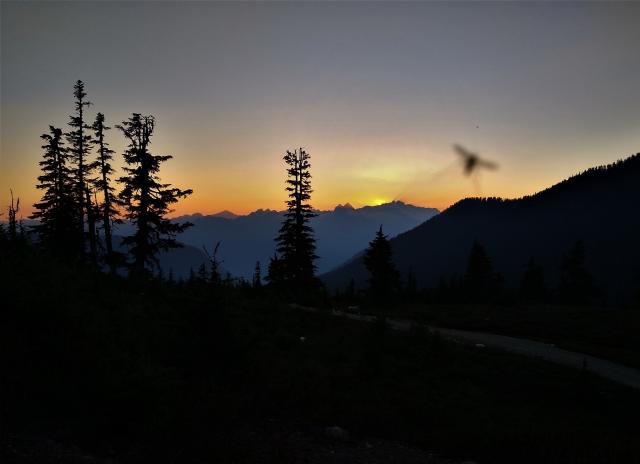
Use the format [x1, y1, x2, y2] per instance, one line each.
[383, 200, 406, 207]
[211, 210, 239, 220]
[247, 208, 281, 217]
[334, 203, 355, 211]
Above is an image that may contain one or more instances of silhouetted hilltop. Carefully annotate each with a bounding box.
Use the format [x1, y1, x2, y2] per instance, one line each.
[322, 154, 640, 303]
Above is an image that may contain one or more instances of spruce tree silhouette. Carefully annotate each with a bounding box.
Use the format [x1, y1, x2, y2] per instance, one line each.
[31, 126, 78, 256]
[92, 112, 121, 273]
[273, 148, 318, 292]
[557, 240, 597, 305]
[197, 262, 208, 282]
[266, 253, 286, 287]
[364, 226, 398, 314]
[520, 258, 547, 303]
[463, 240, 497, 303]
[117, 114, 193, 277]
[7, 189, 20, 243]
[252, 260, 262, 288]
[362, 226, 398, 373]
[67, 80, 93, 259]
[404, 268, 418, 302]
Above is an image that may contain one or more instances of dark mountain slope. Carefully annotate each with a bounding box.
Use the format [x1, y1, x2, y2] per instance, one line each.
[322, 154, 640, 303]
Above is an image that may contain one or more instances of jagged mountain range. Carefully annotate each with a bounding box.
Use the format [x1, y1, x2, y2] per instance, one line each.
[115, 201, 439, 279]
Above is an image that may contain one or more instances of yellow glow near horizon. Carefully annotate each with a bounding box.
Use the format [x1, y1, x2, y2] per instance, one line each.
[2, 1, 640, 221]
[371, 198, 391, 206]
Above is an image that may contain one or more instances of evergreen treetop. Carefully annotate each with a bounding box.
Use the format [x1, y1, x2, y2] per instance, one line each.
[273, 148, 318, 288]
[66, 80, 93, 256]
[363, 226, 398, 307]
[31, 126, 78, 255]
[117, 113, 193, 276]
[92, 112, 120, 272]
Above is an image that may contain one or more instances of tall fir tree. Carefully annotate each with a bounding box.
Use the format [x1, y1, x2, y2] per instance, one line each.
[66, 80, 94, 258]
[117, 113, 193, 277]
[363, 226, 398, 309]
[92, 112, 120, 273]
[252, 261, 262, 288]
[31, 126, 78, 255]
[273, 148, 318, 288]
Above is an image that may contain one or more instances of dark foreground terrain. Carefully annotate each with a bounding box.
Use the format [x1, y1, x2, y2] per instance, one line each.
[392, 303, 640, 370]
[2, 249, 640, 464]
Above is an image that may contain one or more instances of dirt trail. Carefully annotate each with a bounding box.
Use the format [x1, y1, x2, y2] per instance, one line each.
[330, 309, 640, 390]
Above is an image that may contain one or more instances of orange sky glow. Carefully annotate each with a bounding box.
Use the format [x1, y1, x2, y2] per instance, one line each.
[2, 2, 639, 218]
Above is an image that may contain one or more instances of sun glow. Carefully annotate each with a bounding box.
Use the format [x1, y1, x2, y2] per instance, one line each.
[371, 198, 390, 206]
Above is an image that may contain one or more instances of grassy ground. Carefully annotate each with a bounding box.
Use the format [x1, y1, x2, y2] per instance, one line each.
[3, 249, 640, 463]
[227, 304, 640, 464]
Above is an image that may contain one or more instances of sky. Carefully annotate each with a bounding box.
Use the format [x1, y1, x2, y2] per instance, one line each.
[2, 1, 640, 217]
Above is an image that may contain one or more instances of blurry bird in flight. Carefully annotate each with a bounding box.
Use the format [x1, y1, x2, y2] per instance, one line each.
[453, 144, 499, 176]
[393, 143, 499, 201]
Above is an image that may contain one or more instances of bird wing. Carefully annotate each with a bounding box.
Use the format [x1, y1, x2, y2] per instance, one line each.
[477, 158, 499, 170]
[453, 144, 475, 159]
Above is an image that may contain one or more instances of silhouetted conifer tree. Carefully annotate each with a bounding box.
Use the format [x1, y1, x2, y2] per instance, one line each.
[273, 148, 318, 288]
[253, 260, 262, 288]
[85, 187, 99, 262]
[404, 268, 418, 301]
[266, 253, 286, 286]
[92, 112, 120, 272]
[463, 240, 497, 303]
[364, 226, 398, 311]
[520, 258, 547, 302]
[7, 189, 20, 242]
[557, 240, 597, 305]
[197, 262, 208, 282]
[67, 80, 93, 258]
[117, 114, 193, 277]
[31, 126, 78, 255]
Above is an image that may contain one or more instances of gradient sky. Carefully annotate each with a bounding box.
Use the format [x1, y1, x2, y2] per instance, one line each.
[2, 1, 640, 217]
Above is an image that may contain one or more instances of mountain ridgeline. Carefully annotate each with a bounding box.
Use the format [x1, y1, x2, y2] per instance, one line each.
[159, 201, 438, 279]
[322, 154, 640, 304]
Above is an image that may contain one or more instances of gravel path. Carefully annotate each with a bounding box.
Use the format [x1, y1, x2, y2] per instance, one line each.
[330, 309, 640, 390]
